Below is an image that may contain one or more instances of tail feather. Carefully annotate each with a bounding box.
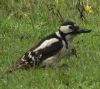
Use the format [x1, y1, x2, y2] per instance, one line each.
[0, 64, 17, 79]
[0, 58, 34, 79]
[1, 51, 37, 78]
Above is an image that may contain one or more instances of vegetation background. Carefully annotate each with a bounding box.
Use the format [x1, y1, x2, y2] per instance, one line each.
[0, 0, 100, 89]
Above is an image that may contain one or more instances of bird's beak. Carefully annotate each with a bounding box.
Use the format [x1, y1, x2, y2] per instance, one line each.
[77, 28, 92, 33]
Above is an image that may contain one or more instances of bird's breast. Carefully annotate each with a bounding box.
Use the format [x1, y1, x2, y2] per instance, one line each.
[57, 45, 67, 58]
[58, 41, 72, 58]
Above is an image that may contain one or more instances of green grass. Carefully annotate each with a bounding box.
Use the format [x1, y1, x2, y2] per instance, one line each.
[0, 0, 100, 89]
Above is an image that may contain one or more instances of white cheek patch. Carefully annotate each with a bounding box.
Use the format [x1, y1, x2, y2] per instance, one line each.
[60, 25, 72, 33]
[34, 38, 59, 52]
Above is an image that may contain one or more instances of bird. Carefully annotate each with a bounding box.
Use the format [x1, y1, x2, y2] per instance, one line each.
[3, 20, 91, 75]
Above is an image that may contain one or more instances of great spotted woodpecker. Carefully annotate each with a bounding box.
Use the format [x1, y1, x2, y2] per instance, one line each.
[4, 21, 91, 74]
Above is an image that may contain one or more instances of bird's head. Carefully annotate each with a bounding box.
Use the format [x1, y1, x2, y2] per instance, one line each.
[59, 21, 91, 41]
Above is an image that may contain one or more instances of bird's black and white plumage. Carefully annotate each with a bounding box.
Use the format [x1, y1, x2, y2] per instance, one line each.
[4, 21, 91, 74]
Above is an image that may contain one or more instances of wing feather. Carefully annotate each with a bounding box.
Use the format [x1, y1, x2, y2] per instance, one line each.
[34, 41, 63, 62]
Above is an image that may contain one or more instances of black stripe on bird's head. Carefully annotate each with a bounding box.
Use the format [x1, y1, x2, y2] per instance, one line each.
[59, 20, 91, 35]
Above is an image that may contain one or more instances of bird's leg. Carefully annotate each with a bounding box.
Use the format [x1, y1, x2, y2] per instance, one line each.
[40, 61, 58, 69]
[71, 48, 78, 57]
[49, 63, 58, 69]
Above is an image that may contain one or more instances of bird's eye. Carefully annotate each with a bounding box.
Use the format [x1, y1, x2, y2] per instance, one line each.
[69, 25, 74, 29]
